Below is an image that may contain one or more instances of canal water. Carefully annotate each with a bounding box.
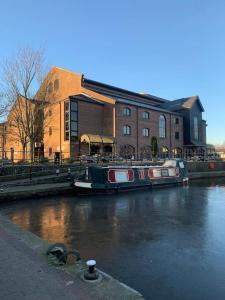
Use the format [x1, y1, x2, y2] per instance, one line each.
[2, 178, 225, 300]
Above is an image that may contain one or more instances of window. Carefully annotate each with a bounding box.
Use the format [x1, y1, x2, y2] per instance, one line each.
[143, 128, 149, 137]
[65, 102, 70, 111]
[123, 107, 131, 116]
[64, 99, 78, 142]
[71, 121, 77, 131]
[159, 115, 166, 138]
[48, 110, 52, 117]
[70, 100, 78, 142]
[143, 111, 149, 119]
[48, 82, 53, 94]
[49, 148, 52, 156]
[49, 127, 52, 136]
[194, 117, 198, 140]
[71, 111, 77, 121]
[65, 122, 69, 131]
[64, 101, 70, 141]
[54, 79, 59, 91]
[175, 132, 179, 140]
[175, 117, 179, 124]
[71, 101, 77, 111]
[123, 125, 131, 135]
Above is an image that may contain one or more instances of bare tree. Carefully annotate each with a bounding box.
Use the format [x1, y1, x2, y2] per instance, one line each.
[0, 47, 51, 162]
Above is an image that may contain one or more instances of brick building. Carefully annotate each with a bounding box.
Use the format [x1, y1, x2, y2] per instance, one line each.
[0, 122, 6, 159]
[1, 67, 208, 161]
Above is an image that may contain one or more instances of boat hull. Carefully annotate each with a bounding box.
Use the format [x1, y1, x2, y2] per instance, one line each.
[72, 159, 189, 195]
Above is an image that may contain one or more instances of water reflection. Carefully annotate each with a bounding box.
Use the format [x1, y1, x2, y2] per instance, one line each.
[2, 179, 225, 300]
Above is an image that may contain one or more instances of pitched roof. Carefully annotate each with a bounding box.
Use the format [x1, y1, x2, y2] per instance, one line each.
[161, 96, 204, 112]
[82, 78, 168, 106]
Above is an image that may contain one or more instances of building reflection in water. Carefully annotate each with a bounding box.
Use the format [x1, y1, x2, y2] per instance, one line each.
[4, 178, 225, 300]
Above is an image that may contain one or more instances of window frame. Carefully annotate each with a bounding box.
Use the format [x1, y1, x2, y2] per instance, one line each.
[194, 116, 199, 140]
[143, 127, 150, 137]
[123, 125, 131, 135]
[175, 117, 179, 125]
[175, 131, 179, 140]
[159, 115, 166, 138]
[143, 111, 149, 119]
[123, 107, 131, 117]
[54, 79, 59, 91]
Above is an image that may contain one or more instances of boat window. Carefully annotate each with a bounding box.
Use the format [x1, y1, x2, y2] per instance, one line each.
[163, 160, 176, 167]
[162, 169, 169, 177]
[179, 161, 184, 168]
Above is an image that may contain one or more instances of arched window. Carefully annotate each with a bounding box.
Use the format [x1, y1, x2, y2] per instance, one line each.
[48, 82, 53, 94]
[194, 117, 198, 140]
[143, 128, 149, 137]
[123, 107, 131, 116]
[161, 146, 169, 158]
[49, 127, 52, 136]
[54, 79, 59, 91]
[143, 111, 149, 119]
[123, 125, 131, 135]
[159, 115, 166, 138]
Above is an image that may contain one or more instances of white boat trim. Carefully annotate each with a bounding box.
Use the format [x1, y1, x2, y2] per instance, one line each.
[75, 182, 92, 188]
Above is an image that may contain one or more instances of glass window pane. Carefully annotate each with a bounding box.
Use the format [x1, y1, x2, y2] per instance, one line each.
[71, 121, 77, 131]
[71, 136, 78, 142]
[65, 122, 69, 131]
[71, 101, 77, 111]
[65, 132, 69, 141]
[65, 112, 69, 121]
[71, 131, 78, 137]
[71, 111, 77, 121]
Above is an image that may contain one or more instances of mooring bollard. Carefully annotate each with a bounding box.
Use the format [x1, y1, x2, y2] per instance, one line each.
[56, 169, 60, 176]
[84, 259, 99, 280]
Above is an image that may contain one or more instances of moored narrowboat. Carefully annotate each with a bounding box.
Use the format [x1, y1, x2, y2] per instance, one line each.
[73, 159, 188, 195]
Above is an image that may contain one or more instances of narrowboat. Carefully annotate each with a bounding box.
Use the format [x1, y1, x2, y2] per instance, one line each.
[72, 159, 189, 195]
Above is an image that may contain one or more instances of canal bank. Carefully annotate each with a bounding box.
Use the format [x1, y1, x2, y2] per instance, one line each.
[1, 169, 225, 202]
[0, 213, 144, 300]
[3, 178, 225, 300]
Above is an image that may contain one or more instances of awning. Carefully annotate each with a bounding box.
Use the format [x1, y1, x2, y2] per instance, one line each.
[80, 134, 114, 144]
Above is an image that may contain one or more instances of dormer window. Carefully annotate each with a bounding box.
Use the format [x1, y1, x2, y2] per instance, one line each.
[123, 107, 131, 116]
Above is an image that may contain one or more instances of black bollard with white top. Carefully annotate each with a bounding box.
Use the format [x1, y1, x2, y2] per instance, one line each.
[84, 259, 99, 280]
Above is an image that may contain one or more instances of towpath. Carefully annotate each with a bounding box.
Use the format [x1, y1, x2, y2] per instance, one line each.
[0, 214, 144, 300]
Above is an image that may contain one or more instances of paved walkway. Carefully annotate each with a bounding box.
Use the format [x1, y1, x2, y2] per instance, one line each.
[0, 222, 89, 300]
[0, 214, 144, 300]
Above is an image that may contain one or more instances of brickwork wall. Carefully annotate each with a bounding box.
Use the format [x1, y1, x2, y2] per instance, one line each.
[115, 103, 183, 158]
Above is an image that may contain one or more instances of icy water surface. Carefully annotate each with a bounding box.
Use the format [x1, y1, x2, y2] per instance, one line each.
[2, 178, 225, 300]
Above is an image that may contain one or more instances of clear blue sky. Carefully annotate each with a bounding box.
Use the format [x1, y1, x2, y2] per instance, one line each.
[1, 0, 225, 144]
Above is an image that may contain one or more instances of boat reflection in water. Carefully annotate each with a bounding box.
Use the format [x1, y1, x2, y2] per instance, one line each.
[3, 178, 225, 300]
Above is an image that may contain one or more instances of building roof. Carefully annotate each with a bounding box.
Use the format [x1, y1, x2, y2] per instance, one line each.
[82, 78, 168, 106]
[161, 96, 204, 112]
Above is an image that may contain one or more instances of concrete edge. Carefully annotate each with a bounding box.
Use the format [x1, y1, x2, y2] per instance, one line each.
[0, 213, 145, 299]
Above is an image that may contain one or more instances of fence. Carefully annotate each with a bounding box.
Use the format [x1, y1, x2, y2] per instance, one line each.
[0, 149, 221, 165]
